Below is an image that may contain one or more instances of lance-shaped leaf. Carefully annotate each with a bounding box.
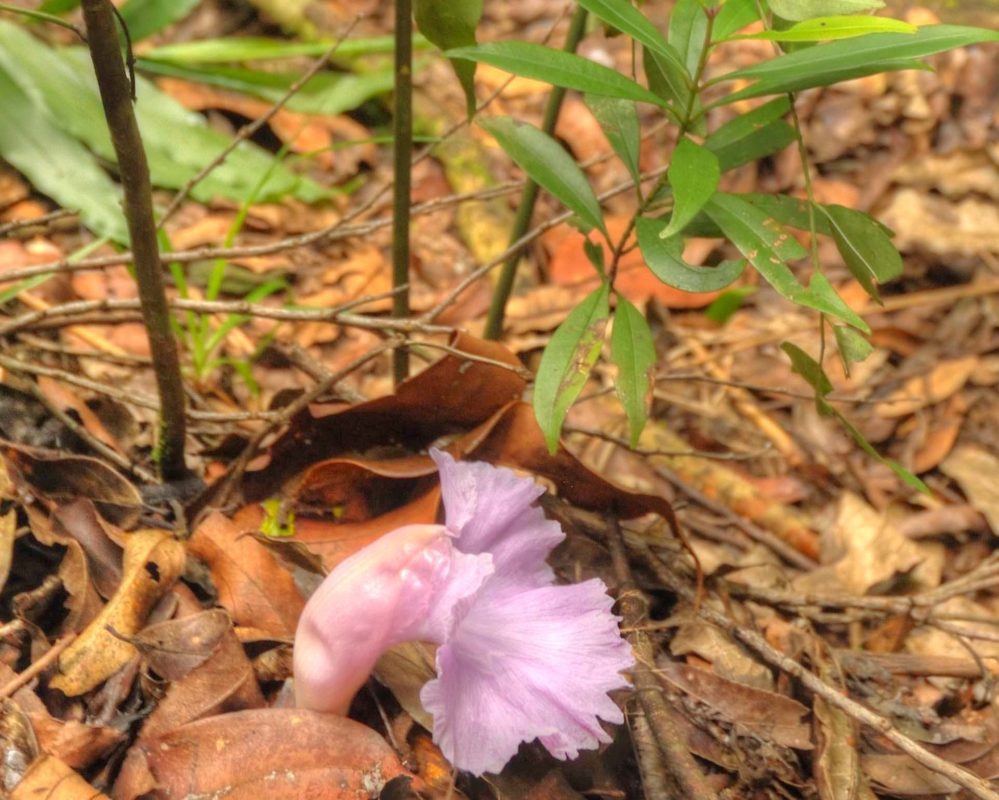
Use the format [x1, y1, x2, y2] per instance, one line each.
[717, 25, 999, 103]
[768, 0, 885, 21]
[611, 296, 656, 447]
[705, 193, 868, 331]
[735, 15, 915, 42]
[636, 217, 745, 292]
[481, 116, 606, 235]
[660, 138, 720, 239]
[447, 42, 666, 106]
[576, 0, 688, 79]
[714, 0, 763, 40]
[534, 284, 610, 452]
[415, 0, 482, 117]
[705, 97, 796, 172]
[819, 204, 903, 302]
[669, 0, 710, 75]
[585, 95, 641, 185]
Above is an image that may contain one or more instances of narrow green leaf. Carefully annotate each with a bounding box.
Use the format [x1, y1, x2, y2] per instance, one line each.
[415, 0, 482, 117]
[718, 25, 999, 102]
[576, 0, 689, 79]
[119, 0, 200, 42]
[820, 204, 903, 301]
[735, 15, 915, 41]
[705, 98, 796, 171]
[611, 295, 657, 447]
[833, 325, 874, 370]
[447, 42, 666, 106]
[781, 342, 834, 396]
[585, 95, 641, 185]
[636, 218, 745, 292]
[705, 97, 791, 150]
[768, 0, 884, 22]
[141, 35, 412, 64]
[705, 286, 757, 324]
[713, 0, 763, 40]
[705, 193, 870, 331]
[0, 66, 126, 241]
[660, 138, 720, 239]
[788, 339, 928, 491]
[534, 284, 611, 452]
[481, 116, 606, 235]
[643, 46, 691, 119]
[668, 0, 709, 75]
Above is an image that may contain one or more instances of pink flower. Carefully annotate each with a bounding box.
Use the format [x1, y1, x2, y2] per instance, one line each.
[294, 449, 634, 776]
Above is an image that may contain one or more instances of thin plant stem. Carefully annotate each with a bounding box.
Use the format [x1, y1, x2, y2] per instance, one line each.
[391, 0, 413, 385]
[80, 0, 187, 480]
[483, 6, 589, 340]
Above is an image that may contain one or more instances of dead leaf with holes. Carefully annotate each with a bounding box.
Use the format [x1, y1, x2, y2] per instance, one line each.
[50, 530, 186, 696]
[114, 709, 414, 800]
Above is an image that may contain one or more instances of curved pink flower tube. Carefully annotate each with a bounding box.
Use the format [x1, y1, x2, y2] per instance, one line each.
[293, 449, 634, 776]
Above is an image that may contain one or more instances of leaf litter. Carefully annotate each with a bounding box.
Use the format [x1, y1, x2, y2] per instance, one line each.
[0, 0, 998, 798]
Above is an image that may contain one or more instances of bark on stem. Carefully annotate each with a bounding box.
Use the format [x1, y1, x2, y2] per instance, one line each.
[80, 0, 187, 480]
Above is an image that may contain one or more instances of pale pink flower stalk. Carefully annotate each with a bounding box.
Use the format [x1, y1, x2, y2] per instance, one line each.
[293, 449, 634, 776]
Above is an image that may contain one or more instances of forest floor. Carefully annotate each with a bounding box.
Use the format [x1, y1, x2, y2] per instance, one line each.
[0, 1, 998, 798]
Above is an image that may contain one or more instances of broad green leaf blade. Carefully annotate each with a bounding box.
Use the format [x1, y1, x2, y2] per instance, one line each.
[717, 25, 999, 103]
[611, 295, 656, 447]
[734, 15, 915, 41]
[833, 325, 874, 371]
[534, 284, 611, 452]
[705, 193, 870, 331]
[576, 0, 689, 78]
[669, 0, 710, 75]
[713, 0, 763, 40]
[705, 97, 796, 172]
[643, 46, 691, 119]
[781, 342, 834, 396]
[769, 0, 884, 22]
[0, 66, 126, 241]
[447, 42, 667, 106]
[415, 0, 482, 117]
[584, 95, 641, 185]
[637, 218, 746, 292]
[820, 204, 903, 300]
[119, 0, 200, 42]
[481, 117, 606, 235]
[660, 138, 720, 239]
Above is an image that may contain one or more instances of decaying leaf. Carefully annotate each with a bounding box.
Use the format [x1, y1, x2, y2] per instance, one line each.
[10, 754, 110, 800]
[115, 709, 414, 800]
[51, 530, 186, 696]
[873, 356, 978, 418]
[941, 446, 999, 536]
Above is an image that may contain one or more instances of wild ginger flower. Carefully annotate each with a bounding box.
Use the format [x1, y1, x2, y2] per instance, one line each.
[294, 449, 634, 776]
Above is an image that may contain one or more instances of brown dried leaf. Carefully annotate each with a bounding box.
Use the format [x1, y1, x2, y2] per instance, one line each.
[941, 446, 999, 535]
[188, 513, 305, 637]
[874, 356, 978, 418]
[51, 530, 186, 696]
[0, 509, 14, 595]
[114, 709, 413, 800]
[862, 753, 960, 795]
[132, 609, 231, 682]
[12, 755, 110, 800]
[813, 695, 866, 800]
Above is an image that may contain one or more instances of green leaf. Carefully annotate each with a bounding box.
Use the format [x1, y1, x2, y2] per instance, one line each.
[636, 217, 745, 292]
[833, 325, 873, 370]
[141, 35, 410, 64]
[819, 204, 903, 301]
[447, 42, 667, 106]
[660, 138, 720, 239]
[781, 342, 834, 396]
[534, 284, 611, 452]
[718, 25, 999, 102]
[705, 193, 870, 330]
[735, 15, 915, 41]
[705, 286, 757, 323]
[611, 295, 656, 447]
[0, 65, 126, 241]
[669, 0, 710, 75]
[584, 95, 641, 185]
[643, 46, 690, 119]
[768, 0, 884, 22]
[705, 97, 796, 171]
[713, 0, 763, 40]
[118, 0, 200, 42]
[705, 96, 791, 150]
[481, 116, 606, 235]
[576, 0, 688, 78]
[415, 0, 482, 118]
[783, 340, 928, 491]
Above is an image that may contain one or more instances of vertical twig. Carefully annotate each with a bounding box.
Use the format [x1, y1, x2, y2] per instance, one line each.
[483, 6, 588, 341]
[80, 0, 187, 480]
[391, 0, 413, 385]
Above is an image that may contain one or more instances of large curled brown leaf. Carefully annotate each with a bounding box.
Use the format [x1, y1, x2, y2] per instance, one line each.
[114, 708, 414, 800]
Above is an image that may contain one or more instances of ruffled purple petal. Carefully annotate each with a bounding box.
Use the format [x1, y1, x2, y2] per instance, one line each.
[431, 449, 564, 585]
[420, 578, 634, 775]
[295, 524, 492, 714]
